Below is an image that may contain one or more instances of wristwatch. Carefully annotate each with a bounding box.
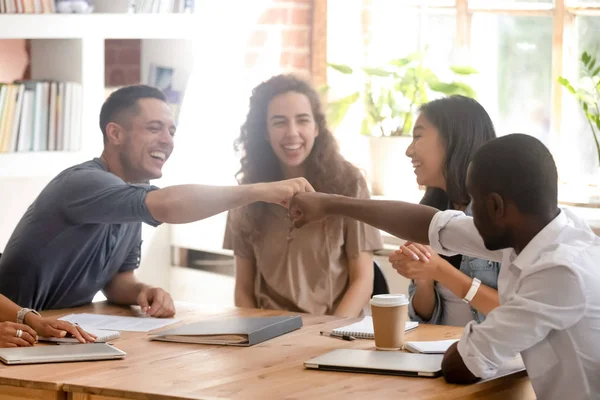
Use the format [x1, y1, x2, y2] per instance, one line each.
[16, 308, 41, 325]
[462, 278, 482, 304]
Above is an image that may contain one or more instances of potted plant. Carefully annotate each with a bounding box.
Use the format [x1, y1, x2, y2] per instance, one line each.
[325, 51, 478, 197]
[558, 50, 600, 167]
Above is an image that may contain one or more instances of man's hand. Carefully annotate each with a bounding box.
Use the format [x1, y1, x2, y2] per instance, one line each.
[0, 321, 37, 347]
[25, 314, 97, 343]
[442, 341, 479, 384]
[137, 287, 176, 318]
[288, 192, 333, 228]
[255, 178, 314, 207]
[388, 242, 442, 281]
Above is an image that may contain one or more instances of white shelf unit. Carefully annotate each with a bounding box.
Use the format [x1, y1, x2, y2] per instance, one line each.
[0, 13, 196, 178]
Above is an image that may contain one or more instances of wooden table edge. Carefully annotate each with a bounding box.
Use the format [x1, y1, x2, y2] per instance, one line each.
[63, 383, 193, 400]
[0, 375, 63, 391]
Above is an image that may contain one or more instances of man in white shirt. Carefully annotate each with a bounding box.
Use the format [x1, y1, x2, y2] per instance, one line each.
[289, 134, 600, 399]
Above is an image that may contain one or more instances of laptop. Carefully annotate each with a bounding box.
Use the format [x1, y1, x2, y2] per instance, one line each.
[0, 343, 126, 365]
[304, 349, 444, 378]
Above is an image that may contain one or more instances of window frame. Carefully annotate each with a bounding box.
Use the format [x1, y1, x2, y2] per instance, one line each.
[314, 0, 600, 192]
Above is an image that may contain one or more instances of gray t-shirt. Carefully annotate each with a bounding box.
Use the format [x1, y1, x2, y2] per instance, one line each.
[0, 158, 161, 310]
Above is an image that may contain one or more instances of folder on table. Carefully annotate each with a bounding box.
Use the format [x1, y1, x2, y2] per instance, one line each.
[149, 315, 303, 346]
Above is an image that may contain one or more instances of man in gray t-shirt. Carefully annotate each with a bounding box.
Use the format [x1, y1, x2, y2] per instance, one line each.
[0, 85, 313, 315]
[0, 158, 158, 311]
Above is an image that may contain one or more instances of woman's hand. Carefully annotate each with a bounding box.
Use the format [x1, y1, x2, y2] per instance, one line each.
[0, 321, 37, 347]
[25, 314, 97, 343]
[388, 242, 445, 281]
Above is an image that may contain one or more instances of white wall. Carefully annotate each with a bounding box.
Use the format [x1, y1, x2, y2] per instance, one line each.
[0, 177, 52, 251]
[134, 39, 195, 289]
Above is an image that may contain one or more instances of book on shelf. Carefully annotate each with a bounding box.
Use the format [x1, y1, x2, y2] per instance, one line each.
[0, 80, 82, 153]
[0, 0, 55, 14]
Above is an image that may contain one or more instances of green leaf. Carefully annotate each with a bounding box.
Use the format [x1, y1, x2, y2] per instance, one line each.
[558, 76, 577, 94]
[389, 57, 412, 68]
[592, 66, 600, 78]
[326, 92, 360, 128]
[588, 59, 597, 74]
[450, 65, 479, 75]
[583, 102, 589, 113]
[428, 81, 476, 98]
[582, 52, 592, 68]
[362, 67, 396, 77]
[328, 63, 353, 74]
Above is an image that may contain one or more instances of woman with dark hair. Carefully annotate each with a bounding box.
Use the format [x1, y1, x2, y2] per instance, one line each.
[223, 74, 383, 317]
[391, 95, 500, 326]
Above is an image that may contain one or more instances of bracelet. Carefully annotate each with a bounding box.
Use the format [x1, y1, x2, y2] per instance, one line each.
[462, 278, 481, 304]
[16, 308, 41, 325]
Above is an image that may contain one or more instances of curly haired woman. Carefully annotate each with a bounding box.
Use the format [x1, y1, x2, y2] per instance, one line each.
[223, 74, 383, 317]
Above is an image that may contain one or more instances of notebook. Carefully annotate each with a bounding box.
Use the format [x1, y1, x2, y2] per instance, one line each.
[305, 349, 443, 378]
[38, 328, 121, 344]
[331, 316, 418, 339]
[0, 343, 126, 365]
[404, 339, 458, 354]
[149, 315, 303, 346]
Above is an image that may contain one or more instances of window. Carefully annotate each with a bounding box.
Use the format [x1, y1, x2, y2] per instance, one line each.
[471, 14, 553, 144]
[560, 15, 600, 182]
[327, 0, 600, 193]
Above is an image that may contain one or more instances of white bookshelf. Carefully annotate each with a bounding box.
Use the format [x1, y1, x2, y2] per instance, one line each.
[0, 13, 196, 178]
[0, 14, 197, 39]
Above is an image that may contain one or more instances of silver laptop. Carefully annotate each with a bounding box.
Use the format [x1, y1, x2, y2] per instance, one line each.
[0, 343, 126, 365]
[304, 349, 444, 378]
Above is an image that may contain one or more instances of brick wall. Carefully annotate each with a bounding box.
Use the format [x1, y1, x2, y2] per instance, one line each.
[105, 39, 141, 87]
[245, 0, 313, 77]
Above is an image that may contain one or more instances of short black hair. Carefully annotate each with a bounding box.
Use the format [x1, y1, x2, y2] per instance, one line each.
[470, 133, 558, 215]
[99, 85, 167, 140]
[418, 95, 497, 210]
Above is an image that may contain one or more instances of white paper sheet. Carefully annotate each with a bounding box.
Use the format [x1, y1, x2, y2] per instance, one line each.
[59, 313, 179, 332]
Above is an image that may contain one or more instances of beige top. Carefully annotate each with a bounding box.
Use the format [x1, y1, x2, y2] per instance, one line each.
[223, 183, 383, 315]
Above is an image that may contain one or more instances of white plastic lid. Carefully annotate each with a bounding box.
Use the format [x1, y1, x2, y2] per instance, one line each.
[370, 294, 409, 307]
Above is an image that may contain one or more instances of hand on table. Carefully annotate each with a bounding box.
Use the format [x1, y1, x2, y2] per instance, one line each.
[0, 321, 37, 347]
[137, 287, 176, 318]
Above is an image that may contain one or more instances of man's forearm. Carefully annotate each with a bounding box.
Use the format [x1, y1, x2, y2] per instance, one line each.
[146, 184, 262, 224]
[103, 272, 148, 305]
[324, 196, 437, 244]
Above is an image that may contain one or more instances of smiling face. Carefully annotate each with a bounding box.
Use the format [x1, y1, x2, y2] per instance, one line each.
[405, 113, 447, 190]
[115, 98, 175, 182]
[266, 91, 318, 176]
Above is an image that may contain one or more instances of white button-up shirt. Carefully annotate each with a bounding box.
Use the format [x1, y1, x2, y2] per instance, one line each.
[429, 208, 600, 400]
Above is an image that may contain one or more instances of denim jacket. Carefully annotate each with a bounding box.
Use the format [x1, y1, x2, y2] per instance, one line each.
[408, 204, 500, 325]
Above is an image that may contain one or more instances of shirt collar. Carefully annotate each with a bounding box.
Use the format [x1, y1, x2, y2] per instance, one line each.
[511, 210, 567, 270]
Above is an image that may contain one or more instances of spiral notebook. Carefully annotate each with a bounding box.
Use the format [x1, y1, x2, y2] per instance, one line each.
[38, 328, 120, 344]
[331, 317, 418, 339]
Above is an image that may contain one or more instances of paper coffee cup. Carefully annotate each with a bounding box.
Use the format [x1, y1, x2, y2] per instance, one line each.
[370, 294, 410, 351]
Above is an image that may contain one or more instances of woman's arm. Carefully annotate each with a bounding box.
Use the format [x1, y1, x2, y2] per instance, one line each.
[391, 243, 500, 316]
[334, 252, 374, 317]
[434, 262, 499, 315]
[234, 256, 257, 309]
[410, 279, 438, 321]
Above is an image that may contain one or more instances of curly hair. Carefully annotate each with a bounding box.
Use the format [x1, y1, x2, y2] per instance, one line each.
[234, 74, 363, 237]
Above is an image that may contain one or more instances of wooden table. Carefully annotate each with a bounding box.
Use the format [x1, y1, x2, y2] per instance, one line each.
[0, 302, 535, 400]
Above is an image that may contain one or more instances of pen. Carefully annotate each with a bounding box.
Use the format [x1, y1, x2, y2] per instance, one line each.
[320, 331, 356, 341]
